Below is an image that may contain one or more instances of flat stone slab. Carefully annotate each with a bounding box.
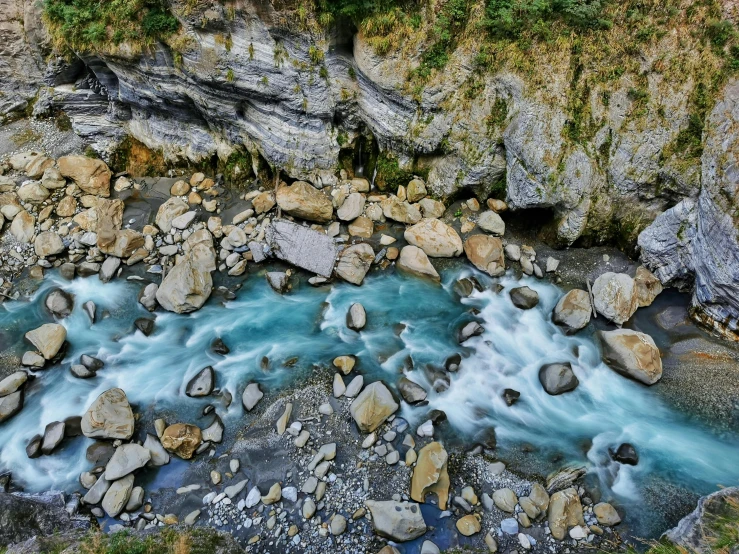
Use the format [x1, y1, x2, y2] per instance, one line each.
[266, 219, 338, 277]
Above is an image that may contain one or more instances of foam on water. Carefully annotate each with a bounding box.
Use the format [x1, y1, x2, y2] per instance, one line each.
[0, 267, 737, 538]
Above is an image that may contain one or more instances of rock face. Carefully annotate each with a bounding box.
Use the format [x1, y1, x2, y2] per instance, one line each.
[410, 442, 450, 510]
[0, 491, 91, 545]
[664, 487, 739, 553]
[161, 423, 202, 459]
[539, 363, 579, 395]
[591, 272, 638, 325]
[397, 246, 440, 281]
[365, 500, 427, 541]
[25, 323, 66, 360]
[81, 388, 135, 440]
[548, 487, 585, 540]
[276, 181, 333, 223]
[349, 382, 399, 433]
[156, 229, 215, 313]
[58, 156, 111, 197]
[552, 289, 591, 334]
[463, 235, 505, 276]
[404, 218, 463, 257]
[597, 329, 663, 385]
[266, 219, 338, 277]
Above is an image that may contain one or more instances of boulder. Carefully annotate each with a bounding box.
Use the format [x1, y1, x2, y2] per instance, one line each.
[99, 256, 120, 282]
[336, 243, 375, 285]
[0, 392, 24, 423]
[333, 356, 356, 375]
[143, 434, 170, 467]
[664, 487, 739, 553]
[97, 229, 144, 258]
[397, 245, 440, 281]
[611, 443, 639, 465]
[58, 156, 111, 197]
[398, 377, 427, 404]
[102, 474, 134, 517]
[552, 289, 591, 334]
[477, 211, 505, 236]
[510, 286, 539, 309]
[592, 272, 638, 324]
[34, 231, 64, 258]
[156, 230, 215, 313]
[73, 198, 124, 233]
[365, 500, 427, 541]
[456, 514, 481, 536]
[593, 503, 621, 526]
[381, 197, 422, 224]
[348, 216, 374, 238]
[337, 192, 365, 221]
[185, 366, 215, 397]
[0, 371, 28, 397]
[252, 191, 276, 214]
[155, 198, 189, 233]
[81, 388, 135, 440]
[10, 210, 35, 243]
[407, 179, 427, 202]
[0, 491, 92, 545]
[548, 488, 585, 540]
[45, 289, 74, 318]
[347, 303, 366, 330]
[267, 271, 289, 293]
[40, 421, 65, 455]
[404, 218, 463, 257]
[493, 488, 518, 512]
[410, 442, 450, 509]
[276, 181, 333, 223]
[105, 444, 151, 480]
[597, 329, 662, 385]
[17, 181, 49, 203]
[349, 381, 399, 433]
[463, 235, 505, 276]
[242, 383, 263, 411]
[634, 266, 663, 307]
[419, 198, 445, 218]
[266, 219, 338, 277]
[539, 363, 579, 395]
[25, 323, 66, 360]
[161, 423, 202, 459]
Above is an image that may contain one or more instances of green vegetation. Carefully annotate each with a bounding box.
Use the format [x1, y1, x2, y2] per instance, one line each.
[484, 0, 611, 39]
[414, 0, 470, 79]
[374, 152, 415, 192]
[43, 0, 179, 52]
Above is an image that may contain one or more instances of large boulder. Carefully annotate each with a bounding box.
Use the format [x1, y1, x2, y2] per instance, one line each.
[463, 235, 505, 276]
[404, 218, 463, 257]
[276, 181, 333, 223]
[510, 286, 539, 309]
[539, 363, 579, 395]
[102, 474, 134, 517]
[410, 442, 450, 510]
[161, 423, 202, 459]
[81, 388, 135, 440]
[155, 198, 189, 233]
[17, 181, 49, 203]
[547, 487, 585, 540]
[156, 230, 215, 313]
[45, 289, 74, 319]
[381, 197, 422, 224]
[97, 229, 144, 258]
[104, 444, 151, 480]
[58, 156, 111, 197]
[552, 289, 591, 334]
[592, 272, 638, 325]
[477, 210, 505, 236]
[73, 198, 124, 233]
[365, 500, 427, 542]
[10, 210, 35, 243]
[397, 245, 440, 281]
[634, 266, 663, 307]
[597, 329, 662, 385]
[0, 491, 92, 545]
[25, 323, 66, 360]
[349, 382, 399, 433]
[266, 219, 338, 277]
[336, 243, 374, 285]
[34, 231, 64, 258]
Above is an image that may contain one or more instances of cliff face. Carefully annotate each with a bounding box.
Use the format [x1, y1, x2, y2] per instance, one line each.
[1, 0, 738, 339]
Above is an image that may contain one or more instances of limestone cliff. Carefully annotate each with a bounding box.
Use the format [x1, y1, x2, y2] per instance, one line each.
[1, 0, 738, 338]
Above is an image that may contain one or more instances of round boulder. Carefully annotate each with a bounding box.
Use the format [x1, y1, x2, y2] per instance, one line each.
[510, 286, 539, 310]
[539, 363, 579, 395]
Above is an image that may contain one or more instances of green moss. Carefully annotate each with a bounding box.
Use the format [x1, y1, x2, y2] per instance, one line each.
[374, 152, 415, 192]
[222, 149, 254, 185]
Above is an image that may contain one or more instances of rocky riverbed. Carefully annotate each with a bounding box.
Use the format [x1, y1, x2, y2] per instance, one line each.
[0, 142, 738, 554]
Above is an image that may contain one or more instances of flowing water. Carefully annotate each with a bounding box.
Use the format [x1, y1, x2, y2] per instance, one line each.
[0, 266, 738, 539]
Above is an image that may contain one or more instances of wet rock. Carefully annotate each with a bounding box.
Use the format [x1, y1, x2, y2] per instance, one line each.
[477, 211, 505, 236]
[592, 272, 638, 325]
[34, 231, 64, 257]
[334, 355, 356, 375]
[398, 377, 427, 404]
[266, 219, 338, 277]
[350, 381, 399, 433]
[105, 444, 151, 480]
[365, 500, 427, 541]
[134, 317, 155, 336]
[502, 388, 520, 406]
[202, 415, 224, 443]
[347, 302, 366, 330]
[102, 474, 134, 517]
[411, 442, 450, 510]
[138, 283, 158, 312]
[58, 156, 111, 197]
[81, 388, 135, 440]
[397, 245, 440, 281]
[336, 243, 375, 285]
[211, 338, 229, 355]
[510, 286, 539, 309]
[71, 364, 96, 379]
[458, 321, 484, 343]
[266, 271, 289, 293]
[594, 502, 621, 526]
[611, 443, 639, 465]
[548, 487, 585, 540]
[143, 433, 170, 466]
[22, 351, 45, 368]
[25, 323, 66, 360]
[185, 366, 215, 397]
[597, 329, 662, 385]
[40, 421, 65, 455]
[552, 289, 591, 334]
[242, 383, 263, 411]
[456, 514, 481, 536]
[539, 363, 579, 395]
[161, 423, 202, 459]
[464, 235, 505, 276]
[404, 218, 463, 257]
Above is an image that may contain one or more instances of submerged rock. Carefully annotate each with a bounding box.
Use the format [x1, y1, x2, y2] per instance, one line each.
[40, 421, 65, 455]
[510, 286, 539, 309]
[365, 500, 427, 541]
[611, 443, 639, 465]
[44, 289, 74, 318]
[81, 388, 135, 440]
[597, 329, 662, 385]
[398, 377, 427, 404]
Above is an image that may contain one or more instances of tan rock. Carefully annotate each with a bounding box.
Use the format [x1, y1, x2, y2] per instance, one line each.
[26, 156, 54, 179]
[456, 514, 481, 536]
[404, 218, 463, 257]
[487, 198, 508, 212]
[348, 216, 373, 238]
[81, 388, 135, 440]
[188, 191, 202, 205]
[262, 482, 282, 505]
[386, 247, 399, 260]
[161, 423, 202, 459]
[336, 243, 375, 285]
[418, 198, 445, 219]
[552, 289, 592, 334]
[98, 229, 145, 258]
[156, 230, 215, 313]
[155, 198, 189, 233]
[170, 180, 190, 196]
[10, 210, 35, 243]
[25, 323, 66, 359]
[349, 381, 399, 433]
[406, 179, 427, 202]
[593, 502, 621, 526]
[333, 356, 356, 375]
[411, 442, 450, 510]
[17, 181, 49, 203]
[397, 245, 439, 281]
[56, 196, 77, 217]
[252, 191, 276, 214]
[592, 272, 638, 325]
[381, 196, 422, 224]
[464, 235, 505, 276]
[597, 329, 663, 385]
[73, 198, 124, 233]
[276, 181, 333, 223]
[548, 487, 585, 540]
[58, 156, 111, 197]
[34, 231, 64, 257]
[634, 266, 663, 307]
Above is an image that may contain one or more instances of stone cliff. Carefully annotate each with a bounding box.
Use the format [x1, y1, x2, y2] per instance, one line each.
[1, 0, 738, 339]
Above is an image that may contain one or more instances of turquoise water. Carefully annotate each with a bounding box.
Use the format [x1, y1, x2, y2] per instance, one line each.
[0, 267, 737, 539]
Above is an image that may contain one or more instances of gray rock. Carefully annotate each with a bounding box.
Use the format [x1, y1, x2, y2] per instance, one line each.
[41, 421, 65, 455]
[552, 289, 591, 334]
[99, 256, 121, 283]
[337, 192, 365, 221]
[344, 375, 364, 398]
[83, 474, 111, 505]
[0, 371, 28, 397]
[102, 474, 135, 517]
[138, 283, 158, 311]
[347, 302, 366, 331]
[336, 243, 375, 285]
[143, 434, 170, 466]
[459, 321, 484, 343]
[104, 443, 151, 480]
[0, 491, 92, 545]
[510, 286, 539, 310]
[83, 301, 96, 323]
[45, 289, 74, 319]
[71, 364, 96, 379]
[592, 272, 638, 325]
[477, 211, 505, 236]
[266, 219, 338, 277]
[330, 514, 347, 535]
[22, 351, 45, 368]
[125, 486, 145, 511]
[202, 415, 224, 443]
[664, 487, 739, 552]
[242, 383, 263, 411]
[539, 363, 579, 395]
[225, 479, 249, 499]
[365, 500, 426, 541]
[266, 271, 289, 293]
[0, 392, 24, 423]
[81, 388, 135, 440]
[185, 366, 215, 397]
